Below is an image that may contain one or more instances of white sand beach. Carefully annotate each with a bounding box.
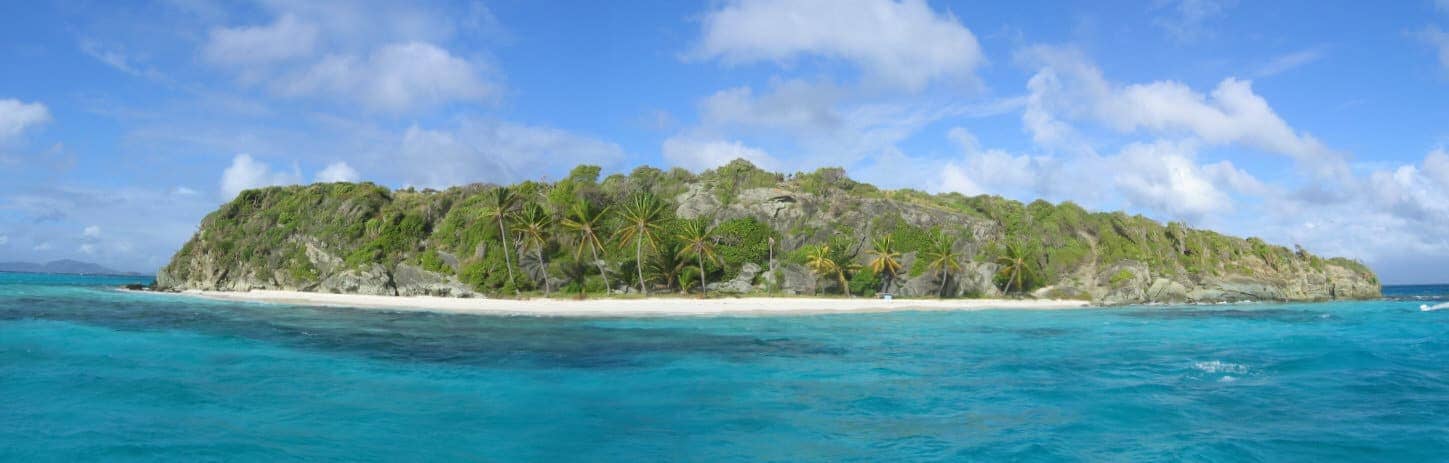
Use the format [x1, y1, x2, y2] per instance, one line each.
[179, 290, 1092, 317]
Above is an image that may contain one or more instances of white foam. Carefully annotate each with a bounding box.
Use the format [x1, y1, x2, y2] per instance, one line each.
[1420, 302, 1449, 312]
[1193, 360, 1249, 374]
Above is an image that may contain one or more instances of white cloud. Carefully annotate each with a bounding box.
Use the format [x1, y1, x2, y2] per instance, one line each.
[275, 42, 494, 113]
[1255, 48, 1325, 77]
[0, 234, 8, 246]
[1111, 141, 1232, 219]
[1154, 0, 1233, 42]
[693, 0, 984, 90]
[701, 80, 844, 134]
[79, 243, 97, 255]
[395, 119, 627, 188]
[0, 185, 219, 272]
[679, 79, 1022, 176]
[200, 3, 499, 113]
[219, 154, 302, 200]
[1419, 27, 1449, 74]
[0, 99, 51, 141]
[203, 14, 320, 67]
[662, 137, 780, 172]
[80, 39, 167, 81]
[315, 161, 361, 183]
[1019, 46, 1347, 179]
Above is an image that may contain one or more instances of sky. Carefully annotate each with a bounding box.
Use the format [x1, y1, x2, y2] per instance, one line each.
[0, 0, 1447, 283]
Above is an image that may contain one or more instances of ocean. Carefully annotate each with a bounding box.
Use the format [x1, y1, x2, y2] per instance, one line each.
[2, 272, 1447, 461]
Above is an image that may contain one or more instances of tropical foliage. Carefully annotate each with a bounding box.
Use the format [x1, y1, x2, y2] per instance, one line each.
[164, 159, 1378, 300]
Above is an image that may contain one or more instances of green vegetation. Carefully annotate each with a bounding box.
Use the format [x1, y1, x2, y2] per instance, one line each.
[161, 159, 1380, 301]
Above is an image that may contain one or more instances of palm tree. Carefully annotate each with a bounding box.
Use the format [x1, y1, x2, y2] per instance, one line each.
[866, 234, 903, 294]
[483, 186, 520, 295]
[560, 199, 611, 294]
[804, 245, 838, 296]
[804, 245, 853, 297]
[676, 218, 719, 297]
[647, 240, 688, 293]
[995, 242, 1035, 295]
[923, 232, 963, 299]
[613, 193, 669, 296]
[513, 203, 552, 296]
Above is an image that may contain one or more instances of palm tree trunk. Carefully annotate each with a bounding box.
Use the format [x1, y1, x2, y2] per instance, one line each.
[537, 247, 549, 297]
[838, 270, 852, 298]
[498, 220, 516, 295]
[880, 273, 892, 294]
[938, 269, 948, 299]
[590, 245, 610, 294]
[698, 255, 708, 298]
[635, 234, 647, 296]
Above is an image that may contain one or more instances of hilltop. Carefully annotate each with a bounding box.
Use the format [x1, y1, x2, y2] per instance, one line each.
[156, 160, 1380, 304]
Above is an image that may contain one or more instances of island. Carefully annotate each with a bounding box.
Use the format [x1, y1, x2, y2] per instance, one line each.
[154, 159, 1380, 309]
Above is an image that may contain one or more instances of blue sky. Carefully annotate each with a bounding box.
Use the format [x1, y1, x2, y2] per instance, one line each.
[1, 0, 1447, 283]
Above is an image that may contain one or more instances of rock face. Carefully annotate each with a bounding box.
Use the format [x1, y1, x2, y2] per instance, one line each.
[155, 162, 1380, 304]
[158, 236, 478, 298]
[707, 262, 761, 294]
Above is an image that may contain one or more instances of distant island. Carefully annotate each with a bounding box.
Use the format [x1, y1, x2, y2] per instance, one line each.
[2, 259, 141, 276]
[155, 159, 1380, 305]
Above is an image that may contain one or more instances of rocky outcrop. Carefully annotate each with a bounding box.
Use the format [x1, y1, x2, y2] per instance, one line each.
[707, 262, 761, 294]
[159, 236, 478, 298]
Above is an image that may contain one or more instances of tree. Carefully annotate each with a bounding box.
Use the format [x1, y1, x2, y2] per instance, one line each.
[647, 240, 688, 293]
[613, 193, 669, 296]
[804, 245, 837, 296]
[676, 218, 719, 297]
[804, 245, 853, 297]
[996, 242, 1036, 295]
[866, 234, 903, 294]
[924, 231, 963, 299]
[482, 186, 520, 295]
[513, 203, 553, 296]
[560, 199, 611, 294]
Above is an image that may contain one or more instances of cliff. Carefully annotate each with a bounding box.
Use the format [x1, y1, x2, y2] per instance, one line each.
[157, 160, 1380, 304]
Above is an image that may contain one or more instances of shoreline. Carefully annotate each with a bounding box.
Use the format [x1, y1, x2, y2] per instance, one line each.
[168, 289, 1093, 317]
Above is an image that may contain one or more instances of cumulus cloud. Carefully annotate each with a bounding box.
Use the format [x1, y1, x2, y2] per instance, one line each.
[315, 161, 361, 183]
[701, 80, 845, 134]
[674, 77, 1021, 177]
[1019, 46, 1347, 180]
[0, 99, 51, 141]
[219, 154, 302, 200]
[200, 4, 497, 113]
[395, 119, 627, 188]
[203, 14, 319, 67]
[662, 137, 780, 172]
[83, 225, 102, 238]
[275, 42, 493, 113]
[931, 133, 1241, 221]
[1111, 141, 1232, 219]
[693, 0, 984, 90]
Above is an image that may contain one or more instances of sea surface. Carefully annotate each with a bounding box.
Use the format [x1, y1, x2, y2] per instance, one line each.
[3, 272, 1448, 461]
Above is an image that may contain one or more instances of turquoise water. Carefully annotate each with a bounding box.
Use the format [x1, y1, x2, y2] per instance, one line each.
[3, 273, 1448, 461]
